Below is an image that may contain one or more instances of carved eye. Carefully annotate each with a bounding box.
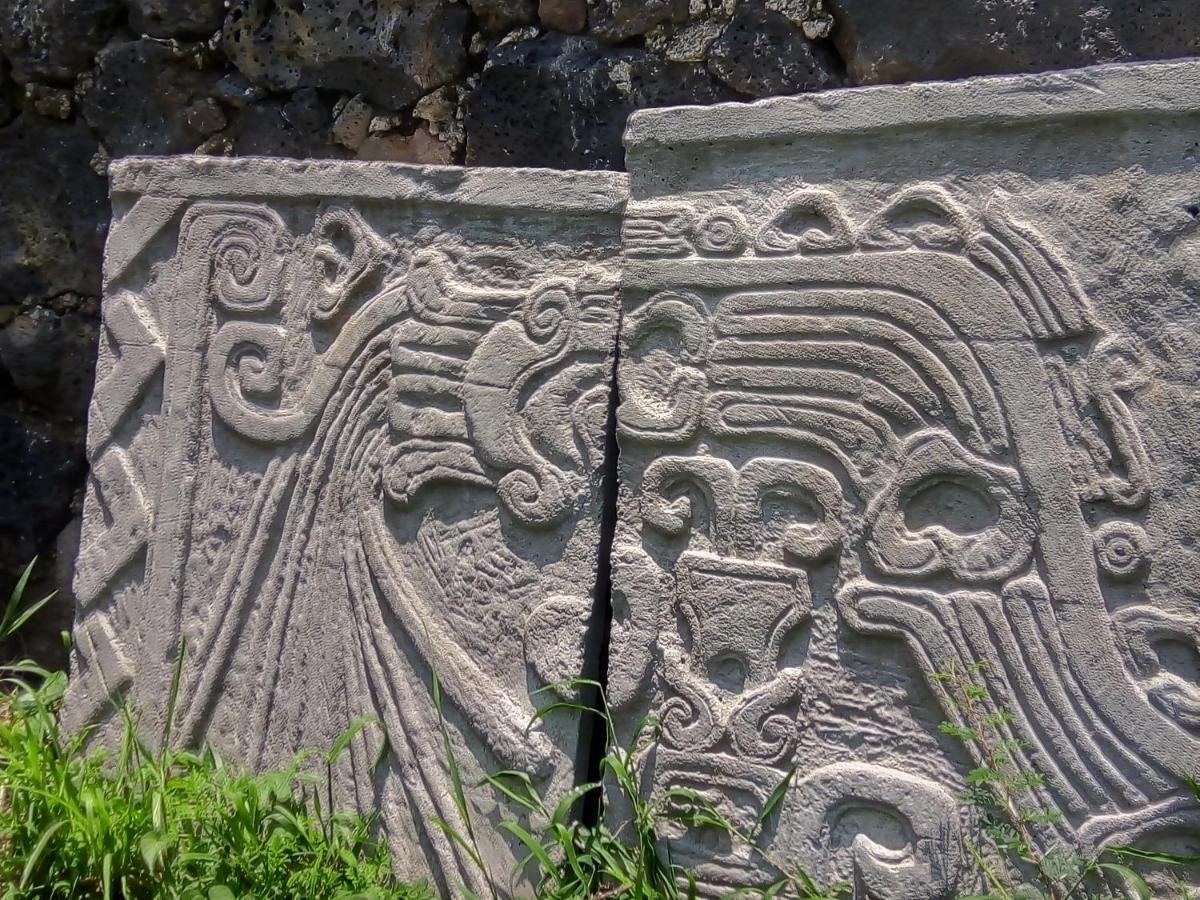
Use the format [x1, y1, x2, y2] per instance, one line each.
[904, 475, 1000, 535]
[866, 432, 1035, 583]
[733, 458, 845, 564]
[879, 198, 964, 247]
[859, 184, 970, 250]
[830, 804, 913, 857]
[1115, 605, 1200, 731]
[754, 188, 854, 255]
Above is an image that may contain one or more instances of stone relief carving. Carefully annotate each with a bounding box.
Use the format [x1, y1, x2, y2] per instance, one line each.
[67, 158, 625, 892]
[614, 155, 1200, 891]
[68, 62, 1200, 898]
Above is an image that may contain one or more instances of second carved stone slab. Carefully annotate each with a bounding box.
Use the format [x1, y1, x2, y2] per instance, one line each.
[613, 60, 1200, 896]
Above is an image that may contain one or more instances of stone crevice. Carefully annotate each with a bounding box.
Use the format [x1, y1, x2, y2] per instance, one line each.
[577, 303, 623, 826]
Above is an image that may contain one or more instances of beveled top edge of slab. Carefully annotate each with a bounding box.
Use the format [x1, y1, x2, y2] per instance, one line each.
[624, 58, 1200, 150]
[109, 155, 630, 214]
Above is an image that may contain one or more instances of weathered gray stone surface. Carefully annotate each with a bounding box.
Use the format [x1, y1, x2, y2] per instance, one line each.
[614, 60, 1200, 894]
[66, 156, 626, 892]
[7, 0, 1200, 660]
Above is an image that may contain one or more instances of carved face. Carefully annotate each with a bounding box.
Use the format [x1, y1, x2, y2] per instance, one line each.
[614, 186, 1190, 894]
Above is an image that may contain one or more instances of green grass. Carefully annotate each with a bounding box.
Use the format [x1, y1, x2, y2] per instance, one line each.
[933, 660, 1199, 900]
[0, 567, 429, 900]
[5, 560, 1198, 899]
[433, 674, 849, 900]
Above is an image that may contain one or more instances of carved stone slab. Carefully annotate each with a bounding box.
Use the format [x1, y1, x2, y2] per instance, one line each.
[614, 60, 1200, 895]
[67, 156, 627, 891]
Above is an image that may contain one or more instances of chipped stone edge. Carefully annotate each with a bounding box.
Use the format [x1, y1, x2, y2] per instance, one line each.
[624, 58, 1200, 149]
[108, 155, 631, 214]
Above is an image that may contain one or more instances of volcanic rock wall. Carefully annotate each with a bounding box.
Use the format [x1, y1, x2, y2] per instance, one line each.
[2, 0, 1199, 663]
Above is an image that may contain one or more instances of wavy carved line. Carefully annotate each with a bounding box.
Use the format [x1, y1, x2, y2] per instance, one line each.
[710, 364, 928, 432]
[965, 591, 1115, 817]
[346, 540, 487, 897]
[999, 583, 1151, 807]
[221, 331, 391, 765]
[715, 312, 996, 452]
[955, 594, 1100, 834]
[714, 284, 1010, 454]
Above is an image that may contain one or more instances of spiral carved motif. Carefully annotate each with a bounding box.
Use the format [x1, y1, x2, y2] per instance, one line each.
[693, 206, 749, 256]
[521, 280, 576, 346]
[207, 208, 286, 313]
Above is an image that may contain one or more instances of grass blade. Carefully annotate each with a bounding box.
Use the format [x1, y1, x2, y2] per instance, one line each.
[162, 635, 188, 756]
[431, 816, 486, 873]
[752, 766, 795, 841]
[431, 662, 498, 900]
[496, 819, 556, 878]
[1, 591, 55, 640]
[480, 770, 544, 815]
[1096, 862, 1152, 900]
[1, 557, 37, 635]
[552, 781, 601, 827]
[18, 819, 65, 888]
[326, 715, 381, 766]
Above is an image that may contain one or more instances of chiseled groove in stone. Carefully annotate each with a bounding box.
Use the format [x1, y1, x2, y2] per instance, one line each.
[69, 155, 626, 894]
[612, 56, 1200, 896]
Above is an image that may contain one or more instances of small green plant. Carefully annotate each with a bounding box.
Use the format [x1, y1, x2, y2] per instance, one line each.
[933, 660, 1155, 900]
[433, 674, 849, 899]
[0, 558, 55, 646]
[0, 562, 429, 900]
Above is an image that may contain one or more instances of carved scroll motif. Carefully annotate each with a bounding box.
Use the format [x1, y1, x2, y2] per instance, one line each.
[616, 182, 1199, 889]
[72, 163, 625, 896]
[192, 203, 613, 528]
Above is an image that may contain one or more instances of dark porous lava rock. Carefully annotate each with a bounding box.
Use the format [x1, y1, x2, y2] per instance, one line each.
[465, 34, 735, 170]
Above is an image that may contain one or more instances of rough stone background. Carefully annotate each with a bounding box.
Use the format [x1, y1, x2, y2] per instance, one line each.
[1, 0, 1198, 665]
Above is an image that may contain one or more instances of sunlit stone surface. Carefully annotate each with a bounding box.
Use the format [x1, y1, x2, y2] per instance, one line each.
[611, 60, 1200, 895]
[67, 156, 626, 892]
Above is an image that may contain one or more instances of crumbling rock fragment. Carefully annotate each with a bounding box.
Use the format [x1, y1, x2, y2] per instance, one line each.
[827, 0, 1200, 85]
[538, 0, 586, 34]
[357, 124, 456, 164]
[223, 88, 345, 159]
[587, 0, 688, 43]
[1, 0, 123, 84]
[80, 38, 227, 156]
[24, 82, 72, 119]
[127, 0, 225, 40]
[331, 94, 372, 151]
[469, 0, 536, 34]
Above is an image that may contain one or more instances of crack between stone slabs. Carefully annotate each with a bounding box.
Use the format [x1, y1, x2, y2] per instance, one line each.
[575, 305, 623, 828]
